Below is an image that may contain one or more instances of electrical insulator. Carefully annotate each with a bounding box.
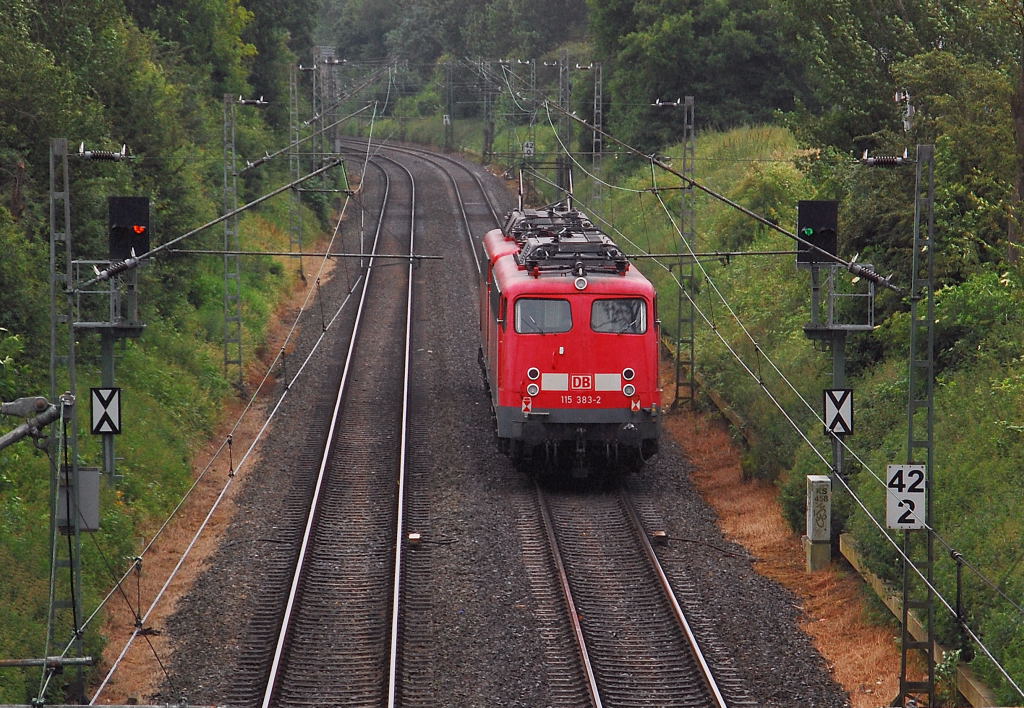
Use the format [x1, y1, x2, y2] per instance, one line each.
[79, 143, 127, 161]
[860, 149, 911, 167]
[866, 155, 906, 166]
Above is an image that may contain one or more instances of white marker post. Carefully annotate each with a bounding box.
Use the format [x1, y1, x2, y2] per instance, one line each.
[805, 474, 832, 571]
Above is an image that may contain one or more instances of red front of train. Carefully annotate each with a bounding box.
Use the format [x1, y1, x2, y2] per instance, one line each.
[479, 204, 660, 466]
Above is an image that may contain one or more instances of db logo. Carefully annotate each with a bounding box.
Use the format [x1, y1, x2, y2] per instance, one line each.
[570, 374, 593, 390]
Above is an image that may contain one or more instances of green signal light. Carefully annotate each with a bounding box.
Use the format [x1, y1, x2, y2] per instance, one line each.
[801, 227, 815, 237]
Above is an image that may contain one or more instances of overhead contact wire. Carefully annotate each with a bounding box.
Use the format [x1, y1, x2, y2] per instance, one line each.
[260, 149, 394, 708]
[649, 186, 1021, 604]
[517, 58, 1021, 690]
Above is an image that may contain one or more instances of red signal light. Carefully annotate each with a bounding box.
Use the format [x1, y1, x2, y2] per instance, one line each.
[108, 197, 150, 259]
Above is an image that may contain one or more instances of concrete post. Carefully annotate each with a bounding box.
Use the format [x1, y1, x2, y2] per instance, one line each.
[805, 474, 832, 571]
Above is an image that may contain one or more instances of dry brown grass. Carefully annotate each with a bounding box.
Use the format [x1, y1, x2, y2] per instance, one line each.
[665, 409, 923, 708]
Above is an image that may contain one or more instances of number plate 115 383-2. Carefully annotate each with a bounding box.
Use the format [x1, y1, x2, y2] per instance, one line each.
[886, 464, 927, 530]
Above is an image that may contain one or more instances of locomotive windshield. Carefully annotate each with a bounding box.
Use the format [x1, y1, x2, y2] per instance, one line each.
[591, 298, 647, 334]
[515, 298, 572, 334]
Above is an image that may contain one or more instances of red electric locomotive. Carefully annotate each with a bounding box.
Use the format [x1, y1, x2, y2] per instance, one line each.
[480, 202, 661, 470]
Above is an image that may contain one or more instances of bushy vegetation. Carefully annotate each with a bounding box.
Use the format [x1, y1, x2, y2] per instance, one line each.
[592, 125, 1024, 704]
[257, 0, 1024, 701]
[0, 0, 325, 702]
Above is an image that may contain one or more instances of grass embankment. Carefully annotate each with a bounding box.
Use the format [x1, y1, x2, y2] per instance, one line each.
[328, 110, 1024, 701]
[0, 194, 323, 703]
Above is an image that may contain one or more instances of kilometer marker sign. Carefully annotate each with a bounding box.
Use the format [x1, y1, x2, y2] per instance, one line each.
[886, 464, 927, 530]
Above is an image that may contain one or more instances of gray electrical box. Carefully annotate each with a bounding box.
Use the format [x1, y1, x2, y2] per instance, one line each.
[58, 467, 100, 532]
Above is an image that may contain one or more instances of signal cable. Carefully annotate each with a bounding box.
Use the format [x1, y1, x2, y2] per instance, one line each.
[541, 97, 647, 194]
[649, 185, 1024, 620]
[548, 99, 900, 292]
[37, 404, 67, 700]
[516, 55, 1022, 692]
[642, 176, 1023, 692]
[82, 517, 176, 697]
[75, 62, 401, 698]
[492, 59, 898, 292]
[61, 415, 80, 643]
[91, 135, 420, 701]
[827, 465, 1023, 696]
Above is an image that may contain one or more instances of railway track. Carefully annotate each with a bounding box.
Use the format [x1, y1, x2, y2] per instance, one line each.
[229, 139, 508, 707]
[359, 140, 755, 707]
[341, 137, 503, 278]
[263, 151, 414, 706]
[337, 139, 751, 707]
[216, 148, 417, 706]
[203, 138, 756, 706]
[529, 483, 748, 707]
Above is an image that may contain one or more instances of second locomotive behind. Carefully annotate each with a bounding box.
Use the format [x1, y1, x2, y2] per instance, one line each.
[480, 202, 661, 470]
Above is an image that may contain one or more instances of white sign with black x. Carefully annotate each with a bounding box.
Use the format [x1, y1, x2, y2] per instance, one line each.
[91, 387, 121, 435]
[823, 388, 853, 436]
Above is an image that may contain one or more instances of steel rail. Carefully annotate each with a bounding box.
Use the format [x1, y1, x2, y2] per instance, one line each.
[367, 140, 608, 704]
[385, 152, 417, 708]
[338, 137, 503, 228]
[535, 484, 605, 708]
[359, 137, 729, 706]
[621, 490, 729, 708]
[346, 142, 500, 704]
[258, 155, 394, 708]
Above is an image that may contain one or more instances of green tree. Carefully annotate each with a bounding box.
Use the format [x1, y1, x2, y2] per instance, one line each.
[320, 0, 399, 59]
[243, 0, 320, 128]
[784, 0, 1013, 150]
[385, 0, 462, 64]
[123, 0, 257, 96]
[590, 0, 811, 150]
[462, 0, 588, 57]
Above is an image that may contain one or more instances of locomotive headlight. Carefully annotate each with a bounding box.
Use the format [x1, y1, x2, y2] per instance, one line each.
[527, 367, 540, 380]
[574, 276, 588, 290]
[526, 383, 540, 396]
[622, 383, 636, 397]
[622, 367, 635, 381]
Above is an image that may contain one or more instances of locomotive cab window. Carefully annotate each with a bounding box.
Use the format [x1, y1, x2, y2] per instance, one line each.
[591, 298, 647, 334]
[515, 298, 572, 334]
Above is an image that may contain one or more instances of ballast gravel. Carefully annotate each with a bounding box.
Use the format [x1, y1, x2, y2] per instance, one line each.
[155, 146, 850, 707]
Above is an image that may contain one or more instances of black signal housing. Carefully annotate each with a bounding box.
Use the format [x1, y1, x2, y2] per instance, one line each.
[108, 196, 150, 261]
[796, 200, 838, 265]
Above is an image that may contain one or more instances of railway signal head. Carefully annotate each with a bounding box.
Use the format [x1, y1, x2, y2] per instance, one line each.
[108, 196, 150, 261]
[796, 200, 838, 266]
